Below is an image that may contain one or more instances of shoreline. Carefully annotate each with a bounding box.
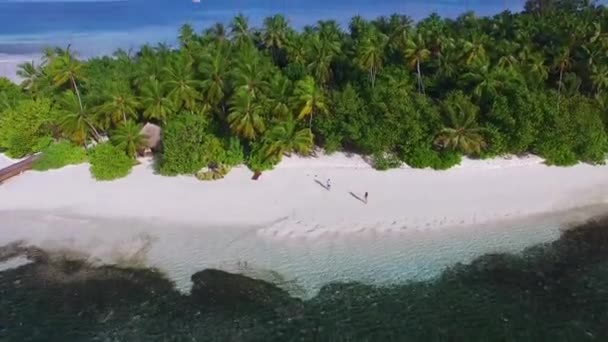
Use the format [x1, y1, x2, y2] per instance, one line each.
[3, 152, 608, 295]
[2, 152, 608, 228]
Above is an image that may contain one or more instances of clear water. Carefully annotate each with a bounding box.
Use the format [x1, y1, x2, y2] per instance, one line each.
[1, 209, 608, 340]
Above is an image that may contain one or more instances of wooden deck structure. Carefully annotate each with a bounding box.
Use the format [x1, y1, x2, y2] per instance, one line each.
[0, 154, 40, 184]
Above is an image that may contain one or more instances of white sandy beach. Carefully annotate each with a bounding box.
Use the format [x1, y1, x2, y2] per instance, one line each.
[2, 152, 608, 295]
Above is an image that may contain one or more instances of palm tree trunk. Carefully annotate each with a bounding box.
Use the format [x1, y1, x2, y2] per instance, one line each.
[417, 60, 425, 95]
[71, 76, 84, 111]
[557, 65, 564, 110]
[85, 119, 102, 142]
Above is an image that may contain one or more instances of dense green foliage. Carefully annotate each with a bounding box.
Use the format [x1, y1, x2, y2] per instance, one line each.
[1, 0, 608, 175]
[32, 140, 87, 171]
[0, 98, 53, 157]
[88, 142, 133, 181]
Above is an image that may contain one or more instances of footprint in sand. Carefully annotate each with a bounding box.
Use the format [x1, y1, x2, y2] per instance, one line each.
[400, 226, 408, 231]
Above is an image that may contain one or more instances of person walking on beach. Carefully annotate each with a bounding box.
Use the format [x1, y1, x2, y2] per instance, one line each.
[326, 178, 331, 191]
[364, 192, 368, 204]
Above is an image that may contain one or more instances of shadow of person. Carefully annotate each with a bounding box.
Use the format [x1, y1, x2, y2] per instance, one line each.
[314, 179, 329, 190]
[349, 191, 366, 203]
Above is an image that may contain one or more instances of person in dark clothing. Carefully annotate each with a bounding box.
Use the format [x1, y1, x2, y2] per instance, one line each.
[364, 192, 368, 203]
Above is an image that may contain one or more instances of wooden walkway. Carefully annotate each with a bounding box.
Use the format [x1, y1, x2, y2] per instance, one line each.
[0, 154, 40, 184]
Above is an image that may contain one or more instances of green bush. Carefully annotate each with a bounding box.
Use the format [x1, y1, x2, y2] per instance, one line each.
[159, 113, 210, 175]
[88, 142, 133, 181]
[195, 164, 231, 181]
[32, 141, 87, 171]
[0, 98, 54, 158]
[222, 137, 245, 167]
[404, 147, 462, 170]
[371, 152, 402, 171]
[246, 141, 279, 172]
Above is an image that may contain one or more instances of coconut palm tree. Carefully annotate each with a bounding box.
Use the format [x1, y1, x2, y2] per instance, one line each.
[204, 23, 228, 43]
[95, 87, 139, 127]
[178, 23, 195, 49]
[162, 55, 202, 110]
[16, 61, 39, 92]
[403, 33, 431, 94]
[140, 79, 174, 123]
[460, 34, 488, 66]
[231, 48, 269, 98]
[435, 92, 485, 155]
[263, 115, 313, 159]
[553, 46, 573, 108]
[199, 46, 230, 111]
[227, 88, 266, 139]
[306, 34, 339, 86]
[57, 91, 102, 144]
[262, 14, 289, 63]
[267, 74, 292, 120]
[355, 27, 388, 87]
[49, 45, 86, 111]
[293, 76, 328, 127]
[230, 14, 252, 47]
[111, 120, 147, 158]
[591, 64, 608, 95]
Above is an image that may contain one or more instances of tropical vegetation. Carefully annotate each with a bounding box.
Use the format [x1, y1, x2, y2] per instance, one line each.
[1, 0, 608, 180]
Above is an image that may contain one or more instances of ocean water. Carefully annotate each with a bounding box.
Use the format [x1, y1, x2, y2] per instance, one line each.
[1, 209, 608, 340]
[0, 0, 526, 64]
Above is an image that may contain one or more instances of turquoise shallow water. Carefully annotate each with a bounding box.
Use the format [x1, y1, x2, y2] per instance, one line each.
[1, 212, 608, 341]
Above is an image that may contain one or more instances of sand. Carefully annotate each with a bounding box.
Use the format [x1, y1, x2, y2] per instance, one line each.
[2, 152, 608, 296]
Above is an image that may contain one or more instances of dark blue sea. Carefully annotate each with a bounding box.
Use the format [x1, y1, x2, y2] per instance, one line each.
[0, 0, 526, 57]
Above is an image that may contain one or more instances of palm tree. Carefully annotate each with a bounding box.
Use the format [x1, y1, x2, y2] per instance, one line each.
[57, 91, 102, 144]
[49, 45, 86, 111]
[293, 76, 328, 127]
[435, 92, 485, 155]
[162, 55, 202, 110]
[231, 48, 269, 98]
[553, 46, 573, 108]
[199, 47, 230, 111]
[204, 23, 228, 43]
[306, 34, 339, 86]
[262, 14, 289, 63]
[111, 120, 146, 158]
[140, 79, 174, 123]
[461, 64, 524, 102]
[95, 87, 139, 127]
[403, 33, 431, 94]
[263, 115, 313, 159]
[591, 65, 608, 95]
[230, 14, 252, 46]
[460, 34, 488, 66]
[355, 27, 388, 87]
[522, 52, 549, 87]
[16, 61, 39, 92]
[178, 23, 195, 49]
[227, 88, 266, 139]
[267, 74, 292, 120]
